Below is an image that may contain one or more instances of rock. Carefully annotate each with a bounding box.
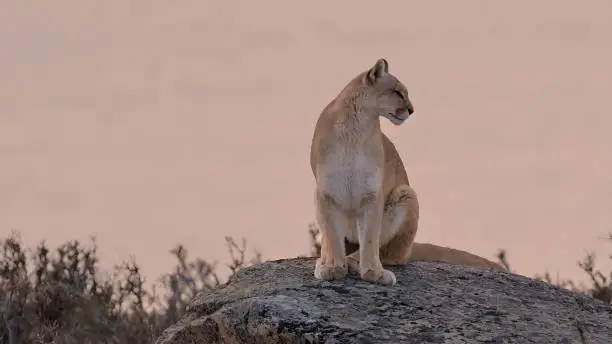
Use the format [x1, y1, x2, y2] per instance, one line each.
[155, 257, 612, 344]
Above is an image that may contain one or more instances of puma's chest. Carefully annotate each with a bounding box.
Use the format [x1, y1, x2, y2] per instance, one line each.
[317, 150, 383, 210]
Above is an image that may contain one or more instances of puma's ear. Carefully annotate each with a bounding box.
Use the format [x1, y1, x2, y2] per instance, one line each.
[367, 58, 389, 84]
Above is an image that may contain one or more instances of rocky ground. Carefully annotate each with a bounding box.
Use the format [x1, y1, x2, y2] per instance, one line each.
[155, 257, 612, 344]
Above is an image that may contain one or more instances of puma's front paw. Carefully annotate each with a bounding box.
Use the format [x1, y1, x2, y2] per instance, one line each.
[314, 258, 348, 281]
[360, 267, 397, 285]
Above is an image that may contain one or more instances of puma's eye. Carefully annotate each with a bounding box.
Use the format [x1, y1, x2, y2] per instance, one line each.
[393, 90, 404, 99]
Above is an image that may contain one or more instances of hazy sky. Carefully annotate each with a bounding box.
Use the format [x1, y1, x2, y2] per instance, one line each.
[1, 1, 611, 286]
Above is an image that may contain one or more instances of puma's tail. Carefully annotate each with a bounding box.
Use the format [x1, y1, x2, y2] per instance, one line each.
[409, 242, 506, 271]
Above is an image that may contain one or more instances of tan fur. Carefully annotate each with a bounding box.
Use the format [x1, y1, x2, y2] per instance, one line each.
[309, 59, 506, 285]
[408, 243, 505, 271]
[309, 58, 417, 285]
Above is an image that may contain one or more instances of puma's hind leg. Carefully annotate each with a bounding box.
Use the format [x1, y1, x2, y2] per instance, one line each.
[347, 184, 419, 271]
[380, 184, 419, 265]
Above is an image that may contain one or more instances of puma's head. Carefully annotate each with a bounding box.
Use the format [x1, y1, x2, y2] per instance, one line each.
[353, 58, 415, 125]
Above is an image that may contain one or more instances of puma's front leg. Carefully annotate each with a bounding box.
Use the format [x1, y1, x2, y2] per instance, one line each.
[356, 195, 397, 285]
[314, 193, 348, 281]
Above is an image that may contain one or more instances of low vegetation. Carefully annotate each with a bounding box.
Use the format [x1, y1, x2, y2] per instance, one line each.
[0, 226, 609, 343]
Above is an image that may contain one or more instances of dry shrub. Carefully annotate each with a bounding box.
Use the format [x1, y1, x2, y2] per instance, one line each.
[0, 232, 260, 344]
[497, 235, 611, 304]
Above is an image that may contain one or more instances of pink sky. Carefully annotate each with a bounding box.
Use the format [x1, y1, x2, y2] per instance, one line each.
[1, 1, 611, 286]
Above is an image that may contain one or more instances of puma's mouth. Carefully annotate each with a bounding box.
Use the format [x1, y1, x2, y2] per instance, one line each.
[391, 113, 406, 121]
[386, 110, 410, 124]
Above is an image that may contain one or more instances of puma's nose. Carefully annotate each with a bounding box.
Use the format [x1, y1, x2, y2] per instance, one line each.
[407, 104, 414, 115]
